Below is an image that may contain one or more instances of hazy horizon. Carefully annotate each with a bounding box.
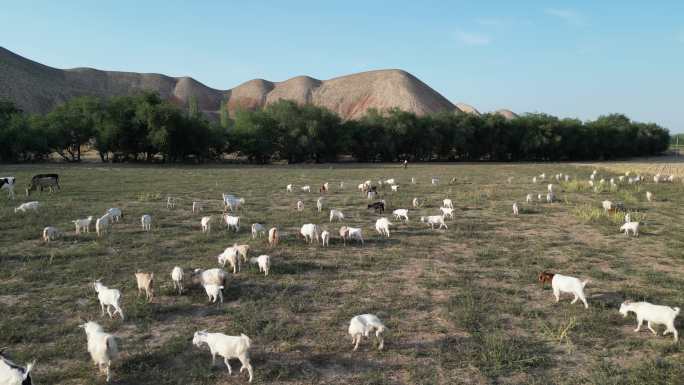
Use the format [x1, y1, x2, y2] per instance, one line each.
[1, 1, 682, 132]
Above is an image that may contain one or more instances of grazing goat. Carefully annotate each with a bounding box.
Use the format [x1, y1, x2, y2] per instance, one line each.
[192, 268, 227, 288]
[375, 217, 392, 237]
[106, 208, 123, 222]
[223, 196, 246, 212]
[329, 209, 344, 222]
[0, 176, 16, 200]
[620, 221, 640, 237]
[201, 216, 213, 233]
[349, 314, 386, 351]
[551, 274, 589, 308]
[251, 223, 266, 239]
[250, 255, 271, 276]
[300, 223, 321, 244]
[286, 184, 293, 192]
[224, 215, 240, 232]
[512, 202, 519, 216]
[390, 185, 399, 192]
[134, 272, 154, 302]
[538, 271, 554, 287]
[421, 215, 447, 230]
[203, 284, 224, 304]
[79, 321, 118, 382]
[42, 226, 59, 242]
[443, 199, 454, 209]
[440, 207, 454, 219]
[73, 216, 93, 235]
[0, 349, 34, 385]
[14, 201, 40, 213]
[602, 200, 613, 212]
[268, 227, 279, 247]
[25, 173, 60, 196]
[93, 281, 124, 320]
[192, 331, 254, 382]
[171, 266, 184, 295]
[619, 301, 679, 342]
[141, 214, 152, 231]
[192, 201, 203, 213]
[234, 244, 250, 263]
[321, 230, 330, 247]
[646, 191, 654, 202]
[218, 246, 240, 273]
[316, 197, 323, 212]
[301, 185, 311, 193]
[96, 213, 112, 237]
[393, 209, 409, 223]
[340, 226, 364, 245]
[368, 201, 385, 213]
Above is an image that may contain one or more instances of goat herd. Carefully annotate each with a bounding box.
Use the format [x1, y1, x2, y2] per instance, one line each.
[1, 169, 681, 384]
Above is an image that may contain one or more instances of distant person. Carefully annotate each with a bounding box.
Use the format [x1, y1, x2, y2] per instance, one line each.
[403, 159, 408, 169]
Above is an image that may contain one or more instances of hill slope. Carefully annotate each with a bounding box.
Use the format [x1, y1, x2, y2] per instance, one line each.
[0, 47, 459, 119]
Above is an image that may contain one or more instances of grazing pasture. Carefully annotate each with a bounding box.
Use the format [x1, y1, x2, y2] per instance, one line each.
[1, 163, 683, 384]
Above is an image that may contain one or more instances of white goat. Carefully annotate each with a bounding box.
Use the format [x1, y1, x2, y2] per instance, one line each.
[421, 215, 447, 230]
[443, 199, 454, 209]
[96, 213, 112, 237]
[218, 246, 240, 273]
[171, 266, 184, 295]
[411, 177, 416, 184]
[42, 226, 59, 242]
[546, 192, 555, 203]
[390, 185, 399, 192]
[296, 200, 304, 212]
[268, 227, 279, 247]
[286, 184, 294, 192]
[203, 283, 224, 304]
[439, 207, 454, 219]
[251, 223, 266, 239]
[0, 349, 34, 385]
[431, 177, 439, 185]
[93, 281, 124, 320]
[512, 202, 519, 216]
[646, 191, 654, 202]
[348, 314, 386, 351]
[79, 321, 118, 382]
[532, 176, 538, 184]
[73, 216, 93, 235]
[192, 331, 254, 382]
[141, 214, 152, 231]
[551, 274, 589, 308]
[392, 209, 409, 223]
[224, 196, 245, 212]
[193, 268, 227, 288]
[106, 208, 122, 222]
[339, 226, 364, 245]
[412, 197, 420, 208]
[201, 216, 213, 233]
[300, 223, 321, 244]
[14, 201, 40, 213]
[316, 197, 323, 212]
[619, 301, 680, 342]
[166, 196, 176, 209]
[134, 272, 154, 302]
[375, 217, 392, 237]
[0, 176, 16, 200]
[192, 201, 203, 213]
[321, 230, 330, 247]
[224, 215, 240, 232]
[620, 221, 640, 237]
[602, 200, 613, 212]
[547, 183, 554, 193]
[301, 185, 311, 193]
[329, 209, 345, 222]
[526, 193, 533, 203]
[250, 255, 271, 276]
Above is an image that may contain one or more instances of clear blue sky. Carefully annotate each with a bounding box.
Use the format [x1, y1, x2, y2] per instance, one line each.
[2, 1, 683, 132]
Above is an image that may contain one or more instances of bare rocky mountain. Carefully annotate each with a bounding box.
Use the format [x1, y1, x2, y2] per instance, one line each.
[0, 47, 460, 119]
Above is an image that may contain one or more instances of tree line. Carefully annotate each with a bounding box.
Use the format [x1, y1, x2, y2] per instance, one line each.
[0, 93, 670, 163]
